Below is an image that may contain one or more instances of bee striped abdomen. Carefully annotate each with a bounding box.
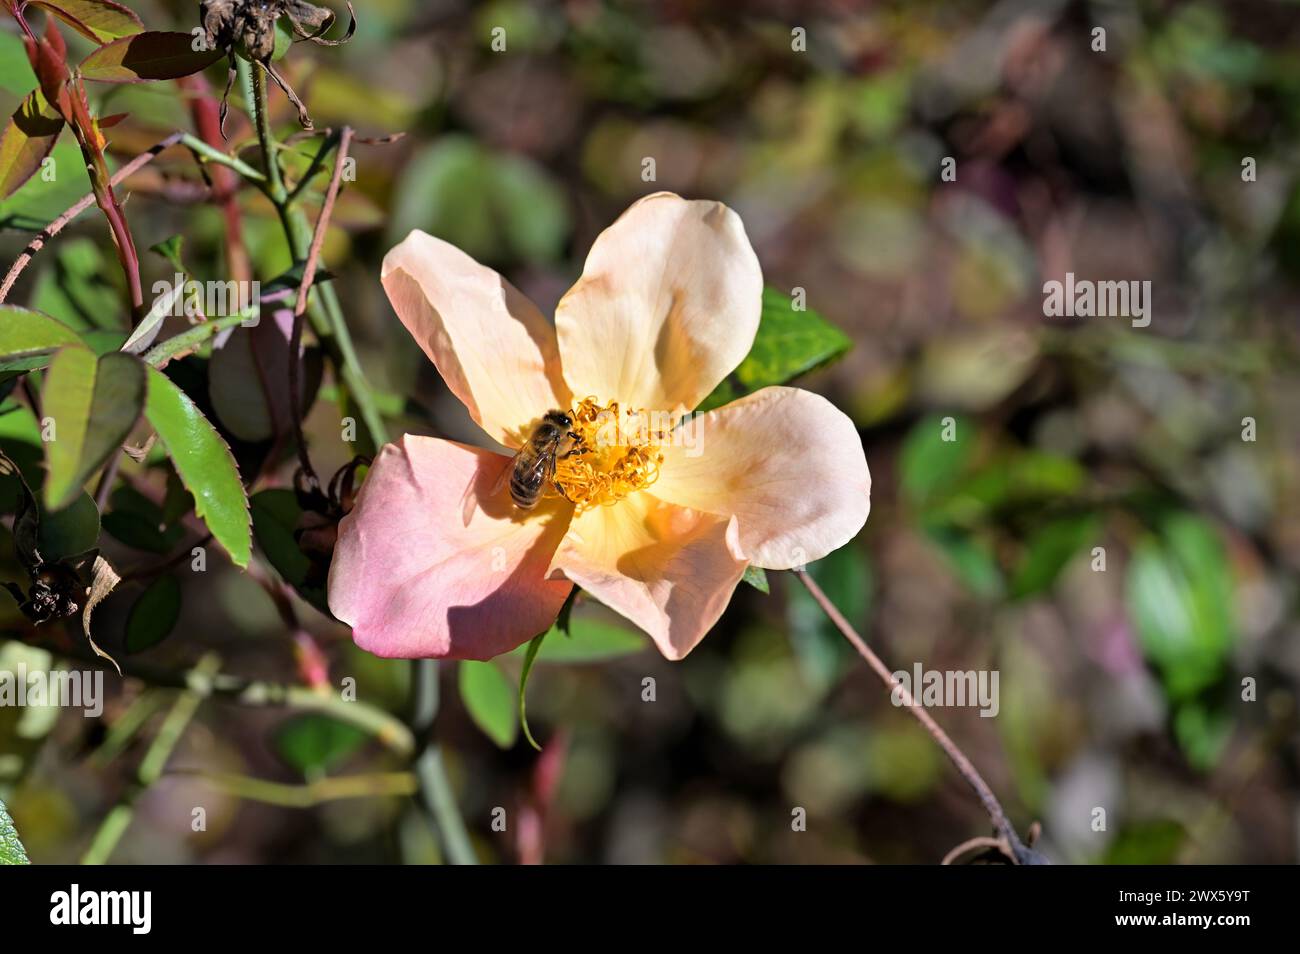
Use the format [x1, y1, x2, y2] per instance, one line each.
[509, 460, 545, 510]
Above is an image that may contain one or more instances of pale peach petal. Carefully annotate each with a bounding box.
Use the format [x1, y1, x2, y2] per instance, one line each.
[382, 231, 571, 447]
[328, 435, 573, 660]
[652, 386, 870, 569]
[554, 192, 762, 416]
[547, 492, 748, 660]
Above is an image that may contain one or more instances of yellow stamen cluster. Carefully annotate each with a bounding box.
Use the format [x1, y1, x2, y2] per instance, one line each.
[551, 396, 666, 513]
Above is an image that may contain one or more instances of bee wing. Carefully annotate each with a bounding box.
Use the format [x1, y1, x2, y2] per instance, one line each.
[460, 449, 519, 526]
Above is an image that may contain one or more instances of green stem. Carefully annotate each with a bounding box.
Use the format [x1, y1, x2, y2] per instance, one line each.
[241, 60, 387, 450]
[411, 660, 477, 865]
[81, 654, 220, 865]
[178, 132, 267, 183]
[240, 61, 469, 864]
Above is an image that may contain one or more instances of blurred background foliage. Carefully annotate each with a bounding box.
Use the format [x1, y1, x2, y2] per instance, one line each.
[1, 0, 1299, 864]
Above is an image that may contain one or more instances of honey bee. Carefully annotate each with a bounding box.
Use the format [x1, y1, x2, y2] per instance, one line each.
[499, 410, 584, 510]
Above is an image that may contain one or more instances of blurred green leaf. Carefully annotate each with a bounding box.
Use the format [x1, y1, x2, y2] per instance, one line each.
[899, 414, 972, 506]
[1101, 819, 1187, 865]
[698, 288, 852, 412]
[0, 32, 37, 96]
[124, 574, 181, 654]
[41, 348, 146, 511]
[459, 660, 518, 749]
[925, 527, 1002, 599]
[274, 714, 366, 776]
[1126, 514, 1234, 702]
[144, 367, 251, 567]
[1010, 514, 1098, 599]
[0, 796, 29, 864]
[390, 135, 569, 264]
[1173, 701, 1233, 772]
[32, 239, 125, 333]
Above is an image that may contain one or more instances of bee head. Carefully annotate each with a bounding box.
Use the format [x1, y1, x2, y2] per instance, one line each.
[544, 410, 572, 428]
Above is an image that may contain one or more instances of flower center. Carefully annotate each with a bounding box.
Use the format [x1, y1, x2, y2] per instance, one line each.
[550, 397, 667, 513]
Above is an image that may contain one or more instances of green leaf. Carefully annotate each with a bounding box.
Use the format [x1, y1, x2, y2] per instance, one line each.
[698, 288, 852, 411]
[0, 137, 93, 228]
[899, 414, 972, 506]
[250, 488, 328, 612]
[1101, 819, 1186, 865]
[79, 31, 225, 83]
[926, 526, 1002, 599]
[102, 484, 182, 553]
[31, 239, 124, 334]
[1126, 514, 1234, 702]
[0, 89, 64, 200]
[124, 574, 181, 654]
[458, 661, 518, 749]
[143, 366, 250, 567]
[273, 714, 367, 776]
[41, 348, 146, 510]
[1173, 701, 1232, 771]
[0, 306, 83, 369]
[30, 0, 144, 44]
[1009, 514, 1098, 599]
[272, 18, 294, 60]
[149, 234, 186, 272]
[389, 135, 570, 264]
[37, 490, 100, 560]
[741, 564, 770, 594]
[0, 796, 29, 864]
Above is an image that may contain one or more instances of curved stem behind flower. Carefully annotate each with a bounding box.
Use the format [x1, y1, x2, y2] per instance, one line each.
[410, 660, 478, 864]
[792, 568, 1035, 863]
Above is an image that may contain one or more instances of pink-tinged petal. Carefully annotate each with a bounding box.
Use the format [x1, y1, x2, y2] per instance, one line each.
[652, 386, 870, 569]
[555, 192, 762, 416]
[382, 231, 571, 447]
[328, 435, 573, 660]
[547, 492, 747, 660]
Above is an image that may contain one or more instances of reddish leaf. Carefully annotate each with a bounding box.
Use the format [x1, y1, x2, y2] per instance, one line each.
[0, 89, 65, 199]
[23, 33, 70, 109]
[30, 0, 143, 45]
[79, 31, 224, 84]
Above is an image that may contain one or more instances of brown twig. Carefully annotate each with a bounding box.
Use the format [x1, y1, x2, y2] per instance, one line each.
[289, 125, 354, 488]
[793, 568, 1036, 863]
[0, 131, 184, 303]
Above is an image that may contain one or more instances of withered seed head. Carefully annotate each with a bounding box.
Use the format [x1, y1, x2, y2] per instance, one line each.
[199, 0, 357, 133]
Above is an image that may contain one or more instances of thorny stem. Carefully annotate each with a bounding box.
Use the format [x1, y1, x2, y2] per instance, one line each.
[243, 61, 388, 452]
[792, 569, 1033, 863]
[290, 125, 355, 487]
[243, 63, 471, 865]
[0, 132, 264, 303]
